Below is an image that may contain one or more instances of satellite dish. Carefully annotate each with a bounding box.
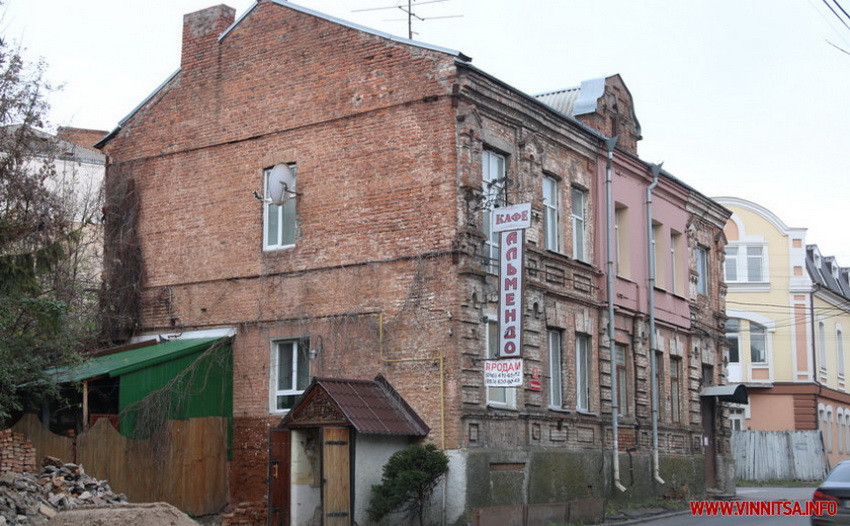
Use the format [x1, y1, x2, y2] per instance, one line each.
[268, 163, 295, 206]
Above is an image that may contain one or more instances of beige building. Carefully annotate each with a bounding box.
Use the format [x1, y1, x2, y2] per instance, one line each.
[717, 196, 850, 467]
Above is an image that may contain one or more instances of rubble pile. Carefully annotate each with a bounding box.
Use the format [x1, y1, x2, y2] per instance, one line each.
[0, 456, 127, 525]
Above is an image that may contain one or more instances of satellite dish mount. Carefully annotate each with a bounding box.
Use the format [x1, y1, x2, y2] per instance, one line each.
[267, 163, 296, 206]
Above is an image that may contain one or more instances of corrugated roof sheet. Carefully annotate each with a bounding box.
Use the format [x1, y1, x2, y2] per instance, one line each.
[534, 77, 606, 117]
[282, 375, 429, 436]
[50, 338, 225, 383]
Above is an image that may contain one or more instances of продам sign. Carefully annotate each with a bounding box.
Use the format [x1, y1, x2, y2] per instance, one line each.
[484, 359, 523, 387]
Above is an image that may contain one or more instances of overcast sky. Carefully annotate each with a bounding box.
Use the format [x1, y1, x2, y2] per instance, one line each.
[4, 0, 850, 260]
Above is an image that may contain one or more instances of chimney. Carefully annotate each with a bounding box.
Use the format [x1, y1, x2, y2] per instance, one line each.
[181, 5, 236, 71]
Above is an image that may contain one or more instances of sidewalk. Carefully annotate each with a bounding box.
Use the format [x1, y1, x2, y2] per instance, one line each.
[595, 486, 816, 526]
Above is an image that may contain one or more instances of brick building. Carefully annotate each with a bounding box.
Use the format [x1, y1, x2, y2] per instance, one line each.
[97, 2, 733, 524]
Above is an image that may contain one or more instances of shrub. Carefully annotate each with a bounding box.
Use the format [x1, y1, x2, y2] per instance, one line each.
[367, 444, 449, 526]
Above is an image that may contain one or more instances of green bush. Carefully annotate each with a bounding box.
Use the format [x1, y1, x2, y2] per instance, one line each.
[367, 444, 449, 526]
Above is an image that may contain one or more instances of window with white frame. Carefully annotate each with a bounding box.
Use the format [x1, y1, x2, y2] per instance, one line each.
[264, 164, 298, 250]
[615, 204, 630, 278]
[840, 413, 845, 454]
[828, 409, 834, 453]
[485, 317, 515, 407]
[482, 150, 506, 273]
[696, 246, 709, 295]
[725, 319, 740, 363]
[750, 322, 767, 363]
[571, 187, 587, 262]
[844, 413, 850, 453]
[548, 329, 563, 408]
[724, 245, 766, 283]
[818, 321, 827, 371]
[838, 327, 845, 377]
[652, 222, 665, 289]
[271, 339, 310, 412]
[670, 230, 683, 295]
[576, 334, 591, 411]
[543, 175, 560, 252]
[729, 409, 745, 431]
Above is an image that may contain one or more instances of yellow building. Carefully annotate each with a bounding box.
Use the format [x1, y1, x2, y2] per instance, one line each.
[716, 197, 850, 467]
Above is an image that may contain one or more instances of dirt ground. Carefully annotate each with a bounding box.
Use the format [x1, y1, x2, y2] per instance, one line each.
[44, 502, 200, 526]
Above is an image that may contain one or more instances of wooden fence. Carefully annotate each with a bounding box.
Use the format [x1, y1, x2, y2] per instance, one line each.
[731, 429, 829, 481]
[11, 413, 228, 516]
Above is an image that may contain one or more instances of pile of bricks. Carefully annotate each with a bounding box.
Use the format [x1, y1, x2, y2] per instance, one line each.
[0, 456, 128, 525]
[0, 431, 35, 475]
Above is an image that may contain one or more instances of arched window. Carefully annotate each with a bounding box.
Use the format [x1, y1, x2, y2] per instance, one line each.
[828, 409, 834, 453]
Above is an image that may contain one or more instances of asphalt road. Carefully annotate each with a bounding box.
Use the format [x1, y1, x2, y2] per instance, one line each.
[637, 486, 818, 526]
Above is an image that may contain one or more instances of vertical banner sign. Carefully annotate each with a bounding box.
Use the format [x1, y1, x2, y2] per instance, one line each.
[499, 229, 523, 357]
[492, 203, 531, 360]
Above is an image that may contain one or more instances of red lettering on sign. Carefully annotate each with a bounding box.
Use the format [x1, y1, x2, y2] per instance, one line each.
[505, 326, 516, 339]
[504, 278, 517, 290]
[505, 292, 515, 306]
[504, 309, 517, 323]
[506, 231, 519, 245]
[503, 342, 517, 355]
[506, 263, 517, 276]
[506, 247, 518, 260]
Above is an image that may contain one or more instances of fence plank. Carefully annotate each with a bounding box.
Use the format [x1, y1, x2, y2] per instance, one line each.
[732, 429, 828, 481]
[11, 414, 74, 464]
[10, 415, 227, 516]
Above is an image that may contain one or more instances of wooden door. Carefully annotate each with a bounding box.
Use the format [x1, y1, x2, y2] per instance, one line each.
[268, 429, 291, 526]
[700, 398, 717, 489]
[322, 427, 351, 526]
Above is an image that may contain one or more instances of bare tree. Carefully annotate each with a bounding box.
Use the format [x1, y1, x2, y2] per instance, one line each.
[0, 34, 100, 425]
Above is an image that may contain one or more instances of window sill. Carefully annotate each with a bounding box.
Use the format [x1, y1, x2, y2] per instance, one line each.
[548, 406, 571, 414]
[487, 403, 518, 411]
[726, 282, 770, 293]
[264, 244, 295, 253]
[576, 409, 595, 416]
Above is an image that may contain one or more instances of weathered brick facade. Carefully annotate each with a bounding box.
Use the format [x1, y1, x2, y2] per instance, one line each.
[99, 2, 731, 523]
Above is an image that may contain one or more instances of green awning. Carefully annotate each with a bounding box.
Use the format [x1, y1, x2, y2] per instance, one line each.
[50, 338, 225, 383]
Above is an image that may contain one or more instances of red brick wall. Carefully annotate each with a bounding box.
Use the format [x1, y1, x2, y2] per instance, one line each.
[0, 429, 36, 474]
[103, 2, 465, 514]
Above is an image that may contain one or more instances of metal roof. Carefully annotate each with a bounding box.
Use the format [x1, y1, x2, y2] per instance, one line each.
[700, 384, 748, 404]
[807, 245, 850, 299]
[534, 77, 606, 118]
[50, 337, 225, 383]
[282, 375, 429, 436]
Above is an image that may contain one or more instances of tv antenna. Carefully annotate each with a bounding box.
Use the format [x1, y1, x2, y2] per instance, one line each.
[352, 0, 462, 40]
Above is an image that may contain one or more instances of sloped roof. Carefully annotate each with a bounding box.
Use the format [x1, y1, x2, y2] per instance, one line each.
[534, 77, 606, 117]
[281, 375, 429, 436]
[50, 337, 226, 383]
[807, 245, 850, 299]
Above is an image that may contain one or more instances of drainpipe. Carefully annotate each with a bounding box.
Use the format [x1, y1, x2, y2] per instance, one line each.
[604, 136, 627, 493]
[646, 163, 666, 486]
